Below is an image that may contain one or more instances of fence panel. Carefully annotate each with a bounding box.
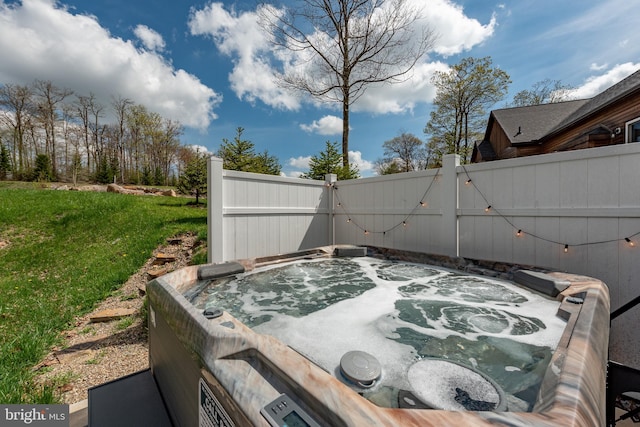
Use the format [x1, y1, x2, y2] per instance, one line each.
[208, 158, 331, 262]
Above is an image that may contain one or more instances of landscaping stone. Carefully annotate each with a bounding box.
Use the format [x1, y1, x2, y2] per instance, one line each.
[147, 267, 168, 279]
[153, 253, 176, 265]
[89, 308, 136, 323]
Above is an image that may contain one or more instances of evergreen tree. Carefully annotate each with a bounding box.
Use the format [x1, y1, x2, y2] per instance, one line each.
[0, 143, 11, 180]
[32, 154, 53, 182]
[301, 141, 359, 181]
[177, 152, 207, 204]
[216, 127, 281, 175]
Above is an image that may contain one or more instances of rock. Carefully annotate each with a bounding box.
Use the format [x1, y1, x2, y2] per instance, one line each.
[166, 237, 183, 245]
[153, 253, 176, 265]
[107, 184, 147, 195]
[161, 189, 177, 197]
[147, 267, 167, 279]
[55, 185, 70, 191]
[106, 183, 124, 193]
[89, 308, 136, 323]
[78, 185, 107, 192]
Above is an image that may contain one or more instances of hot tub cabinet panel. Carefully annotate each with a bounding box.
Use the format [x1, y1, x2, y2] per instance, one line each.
[146, 246, 609, 427]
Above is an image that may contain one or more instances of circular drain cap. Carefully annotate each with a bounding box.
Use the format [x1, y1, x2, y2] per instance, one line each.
[340, 351, 381, 388]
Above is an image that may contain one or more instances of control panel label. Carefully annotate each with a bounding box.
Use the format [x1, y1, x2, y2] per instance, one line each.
[199, 378, 235, 427]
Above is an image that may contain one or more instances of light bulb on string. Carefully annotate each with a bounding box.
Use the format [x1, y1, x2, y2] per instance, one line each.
[625, 237, 636, 247]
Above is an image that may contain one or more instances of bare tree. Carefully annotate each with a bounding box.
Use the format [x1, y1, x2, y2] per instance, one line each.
[380, 131, 425, 172]
[511, 78, 575, 107]
[425, 57, 510, 163]
[0, 84, 35, 178]
[261, 0, 436, 168]
[112, 96, 133, 183]
[33, 80, 73, 179]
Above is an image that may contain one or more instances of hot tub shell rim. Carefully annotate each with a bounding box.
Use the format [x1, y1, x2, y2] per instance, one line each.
[147, 245, 609, 427]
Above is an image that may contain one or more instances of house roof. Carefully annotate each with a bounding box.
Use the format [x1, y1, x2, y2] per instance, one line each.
[488, 99, 589, 145]
[472, 140, 497, 161]
[545, 69, 640, 137]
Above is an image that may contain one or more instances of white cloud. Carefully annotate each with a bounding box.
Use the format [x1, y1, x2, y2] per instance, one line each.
[420, 0, 496, 57]
[0, 0, 221, 129]
[349, 151, 374, 174]
[134, 24, 165, 52]
[288, 156, 311, 169]
[187, 144, 212, 155]
[354, 61, 449, 113]
[590, 62, 608, 72]
[188, 2, 300, 110]
[569, 63, 640, 99]
[188, 0, 495, 115]
[300, 115, 343, 135]
[286, 151, 372, 177]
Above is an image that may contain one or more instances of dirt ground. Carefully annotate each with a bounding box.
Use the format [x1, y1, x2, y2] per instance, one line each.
[34, 233, 200, 404]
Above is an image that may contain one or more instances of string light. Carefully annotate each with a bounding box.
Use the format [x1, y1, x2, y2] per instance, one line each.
[465, 179, 472, 185]
[331, 169, 441, 236]
[333, 165, 640, 251]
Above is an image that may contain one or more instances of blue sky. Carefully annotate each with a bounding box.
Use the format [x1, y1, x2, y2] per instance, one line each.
[0, 0, 638, 177]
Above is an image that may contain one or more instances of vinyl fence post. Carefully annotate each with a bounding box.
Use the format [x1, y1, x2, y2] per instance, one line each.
[325, 174, 337, 247]
[442, 154, 460, 257]
[208, 156, 224, 264]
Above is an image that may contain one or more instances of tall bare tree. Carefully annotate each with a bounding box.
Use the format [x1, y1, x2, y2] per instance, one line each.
[0, 84, 35, 178]
[261, 0, 435, 168]
[112, 96, 133, 183]
[33, 80, 73, 179]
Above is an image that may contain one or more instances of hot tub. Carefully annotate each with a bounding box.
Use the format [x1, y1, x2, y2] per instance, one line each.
[146, 246, 609, 426]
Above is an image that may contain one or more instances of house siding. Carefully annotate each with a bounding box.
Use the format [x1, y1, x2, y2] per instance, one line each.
[540, 93, 640, 153]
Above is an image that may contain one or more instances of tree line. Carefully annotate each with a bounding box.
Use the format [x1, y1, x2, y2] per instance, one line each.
[0, 56, 575, 188]
[0, 80, 187, 185]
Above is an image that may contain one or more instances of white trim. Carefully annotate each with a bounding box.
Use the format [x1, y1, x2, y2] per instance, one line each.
[625, 116, 640, 143]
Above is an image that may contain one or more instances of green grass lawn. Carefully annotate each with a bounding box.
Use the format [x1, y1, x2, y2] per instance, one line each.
[0, 184, 207, 403]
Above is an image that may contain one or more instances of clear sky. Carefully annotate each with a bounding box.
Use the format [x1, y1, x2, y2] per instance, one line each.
[0, 0, 638, 177]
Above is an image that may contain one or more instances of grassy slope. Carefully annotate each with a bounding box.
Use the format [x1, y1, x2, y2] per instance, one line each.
[0, 186, 207, 403]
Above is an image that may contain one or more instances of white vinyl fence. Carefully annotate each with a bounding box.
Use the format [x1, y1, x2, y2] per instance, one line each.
[208, 144, 640, 366]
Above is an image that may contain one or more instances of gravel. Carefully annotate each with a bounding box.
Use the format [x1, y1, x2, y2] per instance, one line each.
[34, 233, 199, 404]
